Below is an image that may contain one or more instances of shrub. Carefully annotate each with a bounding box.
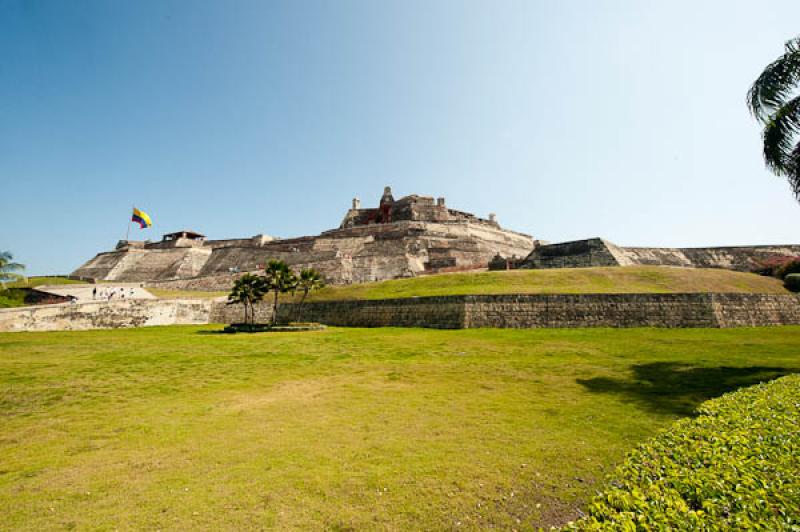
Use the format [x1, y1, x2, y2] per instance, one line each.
[785, 274, 800, 292]
[751, 255, 800, 278]
[565, 374, 800, 530]
[777, 259, 800, 279]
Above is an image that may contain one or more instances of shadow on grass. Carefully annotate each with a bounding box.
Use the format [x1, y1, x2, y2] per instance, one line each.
[577, 362, 799, 416]
[195, 329, 231, 335]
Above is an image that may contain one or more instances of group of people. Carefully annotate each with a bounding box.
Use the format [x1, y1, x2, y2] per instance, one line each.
[92, 286, 136, 301]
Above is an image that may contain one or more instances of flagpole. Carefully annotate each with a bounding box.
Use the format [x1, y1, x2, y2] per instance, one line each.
[126, 205, 132, 242]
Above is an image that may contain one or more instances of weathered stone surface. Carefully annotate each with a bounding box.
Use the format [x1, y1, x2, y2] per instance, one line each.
[0, 299, 213, 332]
[269, 293, 800, 329]
[5, 292, 799, 333]
[72, 188, 534, 287]
[521, 238, 800, 272]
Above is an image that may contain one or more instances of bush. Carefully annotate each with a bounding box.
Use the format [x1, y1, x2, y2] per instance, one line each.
[565, 375, 800, 530]
[777, 259, 800, 279]
[752, 255, 800, 278]
[785, 274, 800, 293]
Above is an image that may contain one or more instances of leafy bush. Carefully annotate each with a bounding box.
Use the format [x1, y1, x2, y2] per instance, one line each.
[785, 274, 800, 293]
[752, 255, 800, 278]
[566, 375, 800, 530]
[778, 259, 800, 279]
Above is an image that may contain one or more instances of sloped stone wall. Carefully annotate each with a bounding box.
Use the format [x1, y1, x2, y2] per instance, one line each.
[0, 299, 213, 333]
[522, 238, 800, 272]
[274, 297, 466, 328]
[711, 293, 800, 327]
[276, 293, 800, 329]
[462, 294, 716, 328]
[209, 300, 275, 325]
[4, 293, 799, 333]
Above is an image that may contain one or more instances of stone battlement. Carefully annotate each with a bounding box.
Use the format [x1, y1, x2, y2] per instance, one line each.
[73, 187, 534, 285]
[521, 238, 800, 272]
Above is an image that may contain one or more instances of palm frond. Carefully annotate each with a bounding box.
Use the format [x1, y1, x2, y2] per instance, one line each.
[748, 37, 800, 123]
[785, 142, 800, 199]
[761, 94, 800, 174]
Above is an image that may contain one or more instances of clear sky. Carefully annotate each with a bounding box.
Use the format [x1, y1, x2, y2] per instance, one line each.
[2, 1, 800, 275]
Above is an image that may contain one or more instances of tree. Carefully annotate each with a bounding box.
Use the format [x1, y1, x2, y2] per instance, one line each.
[263, 259, 298, 325]
[0, 251, 25, 289]
[227, 273, 268, 326]
[748, 36, 800, 200]
[295, 268, 325, 320]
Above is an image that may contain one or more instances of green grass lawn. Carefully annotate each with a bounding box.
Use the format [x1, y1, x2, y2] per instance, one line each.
[148, 266, 788, 302]
[2, 325, 799, 530]
[308, 266, 787, 300]
[5, 276, 84, 288]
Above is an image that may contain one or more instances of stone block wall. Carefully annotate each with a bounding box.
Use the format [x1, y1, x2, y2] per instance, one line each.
[274, 293, 800, 329]
[462, 294, 717, 328]
[711, 293, 800, 327]
[521, 238, 800, 272]
[4, 293, 800, 333]
[0, 299, 213, 332]
[209, 301, 275, 325]
[273, 297, 466, 328]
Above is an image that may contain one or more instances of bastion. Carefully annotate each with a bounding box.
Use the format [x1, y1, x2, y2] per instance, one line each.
[72, 187, 535, 287]
[519, 237, 800, 272]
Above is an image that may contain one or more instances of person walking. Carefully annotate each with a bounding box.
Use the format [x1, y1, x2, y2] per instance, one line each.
[92, 286, 97, 300]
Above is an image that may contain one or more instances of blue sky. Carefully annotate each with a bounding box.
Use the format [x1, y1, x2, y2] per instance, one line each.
[2, 1, 800, 275]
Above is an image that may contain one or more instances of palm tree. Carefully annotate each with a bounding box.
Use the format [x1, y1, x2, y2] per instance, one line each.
[0, 251, 25, 289]
[295, 268, 325, 321]
[227, 273, 268, 327]
[748, 36, 800, 200]
[263, 260, 298, 325]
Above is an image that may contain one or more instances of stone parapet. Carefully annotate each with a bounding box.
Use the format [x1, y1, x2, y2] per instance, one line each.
[269, 293, 800, 330]
[4, 293, 799, 333]
[0, 299, 213, 332]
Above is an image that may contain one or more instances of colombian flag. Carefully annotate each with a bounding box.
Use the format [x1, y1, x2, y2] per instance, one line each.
[132, 207, 153, 229]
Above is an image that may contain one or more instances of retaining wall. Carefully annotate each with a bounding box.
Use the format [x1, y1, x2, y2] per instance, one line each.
[3, 293, 800, 333]
[0, 299, 213, 332]
[270, 293, 800, 329]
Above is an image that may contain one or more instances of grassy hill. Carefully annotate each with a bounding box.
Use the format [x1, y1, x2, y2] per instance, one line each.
[306, 266, 787, 301]
[148, 266, 788, 301]
[4, 276, 83, 289]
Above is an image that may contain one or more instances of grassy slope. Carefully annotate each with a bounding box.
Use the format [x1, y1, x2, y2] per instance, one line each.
[5, 276, 83, 288]
[2, 325, 799, 529]
[307, 266, 787, 301]
[149, 266, 788, 301]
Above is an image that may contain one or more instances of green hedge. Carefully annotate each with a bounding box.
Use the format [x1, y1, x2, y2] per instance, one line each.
[567, 374, 800, 530]
[785, 274, 800, 293]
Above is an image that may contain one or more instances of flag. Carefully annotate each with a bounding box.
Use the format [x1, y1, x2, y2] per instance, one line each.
[132, 207, 153, 229]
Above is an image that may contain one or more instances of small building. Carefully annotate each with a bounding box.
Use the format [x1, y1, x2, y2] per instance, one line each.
[162, 230, 206, 242]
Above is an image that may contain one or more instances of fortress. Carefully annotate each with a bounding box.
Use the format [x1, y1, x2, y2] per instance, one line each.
[72, 186, 800, 289]
[72, 187, 535, 288]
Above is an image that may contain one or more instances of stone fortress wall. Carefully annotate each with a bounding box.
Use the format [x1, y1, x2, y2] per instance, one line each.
[521, 238, 800, 272]
[72, 187, 535, 287]
[270, 293, 800, 329]
[4, 292, 800, 332]
[0, 299, 213, 333]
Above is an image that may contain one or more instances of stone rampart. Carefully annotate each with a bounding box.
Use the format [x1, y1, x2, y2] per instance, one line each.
[0, 299, 213, 333]
[5, 293, 800, 333]
[521, 238, 800, 272]
[269, 293, 800, 329]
